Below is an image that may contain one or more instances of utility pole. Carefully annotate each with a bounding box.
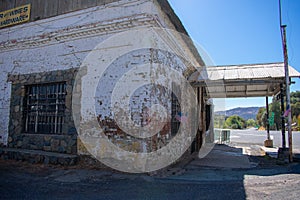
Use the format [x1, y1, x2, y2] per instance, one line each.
[281, 25, 293, 162]
[280, 84, 286, 149]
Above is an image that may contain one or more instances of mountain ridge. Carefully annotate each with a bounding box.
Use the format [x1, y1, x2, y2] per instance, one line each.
[215, 106, 262, 120]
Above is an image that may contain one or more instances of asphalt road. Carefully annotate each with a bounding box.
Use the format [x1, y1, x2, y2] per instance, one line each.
[1, 159, 300, 200]
[0, 159, 249, 200]
[230, 128, 300, 153]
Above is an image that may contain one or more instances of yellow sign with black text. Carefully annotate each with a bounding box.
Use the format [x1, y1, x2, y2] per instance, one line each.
[0, 4, 31, 29]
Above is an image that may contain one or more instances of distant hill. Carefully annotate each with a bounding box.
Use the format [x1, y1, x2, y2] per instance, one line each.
[215, 107, 262, 120]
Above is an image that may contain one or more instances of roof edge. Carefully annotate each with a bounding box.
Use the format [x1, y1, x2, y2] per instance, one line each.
[155, 0, 205, 66]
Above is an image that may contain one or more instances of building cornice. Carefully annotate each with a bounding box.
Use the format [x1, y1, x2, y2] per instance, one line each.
[0, 14, 160, 52]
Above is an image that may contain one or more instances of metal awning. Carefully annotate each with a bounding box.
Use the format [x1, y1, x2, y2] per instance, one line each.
[189, 62, 300, 98]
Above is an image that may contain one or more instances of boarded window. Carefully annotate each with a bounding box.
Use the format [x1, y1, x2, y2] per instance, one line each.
[23, 82, 66, 134]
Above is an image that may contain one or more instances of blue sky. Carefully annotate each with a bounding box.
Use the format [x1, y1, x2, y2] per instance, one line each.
[168, 0, 300, 111]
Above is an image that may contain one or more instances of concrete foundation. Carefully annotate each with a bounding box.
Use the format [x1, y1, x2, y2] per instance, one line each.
[264, 139, 273, 148]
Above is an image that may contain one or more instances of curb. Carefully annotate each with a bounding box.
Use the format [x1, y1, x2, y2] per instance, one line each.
[260, 146, 278, 158]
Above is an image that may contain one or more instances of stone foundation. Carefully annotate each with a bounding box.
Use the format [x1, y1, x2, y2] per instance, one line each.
[8, 134, 77, 154]
[0, 148, 78, 166]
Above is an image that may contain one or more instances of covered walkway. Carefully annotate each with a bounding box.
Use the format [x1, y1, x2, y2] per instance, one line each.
[189, 62, 300, 159]
[190, 62, 300, 98]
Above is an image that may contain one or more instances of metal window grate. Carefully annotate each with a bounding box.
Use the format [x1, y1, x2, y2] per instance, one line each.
[23, 82, 66, 134]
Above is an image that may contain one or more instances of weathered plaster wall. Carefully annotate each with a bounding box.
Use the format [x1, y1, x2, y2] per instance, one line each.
[0, 0, 159, 145]
[0, 0, 203, 160]
[93, 48, 188, 154]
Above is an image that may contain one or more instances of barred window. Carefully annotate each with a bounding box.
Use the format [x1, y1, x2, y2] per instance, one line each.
[23, 82, 66, 134]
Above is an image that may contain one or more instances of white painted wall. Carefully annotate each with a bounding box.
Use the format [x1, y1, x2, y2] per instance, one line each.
[0, 0, 201, 145]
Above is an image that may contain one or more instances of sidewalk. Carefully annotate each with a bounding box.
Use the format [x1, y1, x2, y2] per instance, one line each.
[187, 144, 258, 169]
[163, 143, 298, 183]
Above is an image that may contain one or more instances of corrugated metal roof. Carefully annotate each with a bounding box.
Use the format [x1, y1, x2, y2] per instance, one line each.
[190, 62, 300, 98]
[204, 62, 300, 81]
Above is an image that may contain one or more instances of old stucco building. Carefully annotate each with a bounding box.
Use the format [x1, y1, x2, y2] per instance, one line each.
[0, 0, 210, 170]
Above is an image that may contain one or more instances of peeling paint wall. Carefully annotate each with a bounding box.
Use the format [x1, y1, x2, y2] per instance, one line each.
[94, 48, 188, 154]
[0, 0, 204, 158]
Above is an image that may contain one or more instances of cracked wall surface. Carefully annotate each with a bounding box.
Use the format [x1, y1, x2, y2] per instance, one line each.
[0, 0, 204, 160]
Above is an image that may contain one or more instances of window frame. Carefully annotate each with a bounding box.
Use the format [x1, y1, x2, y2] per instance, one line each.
[23, 82, 67, 134]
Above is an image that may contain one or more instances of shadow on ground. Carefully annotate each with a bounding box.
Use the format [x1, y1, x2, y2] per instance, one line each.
[166, 144, 300, 199]
[1, 144, 300, 199]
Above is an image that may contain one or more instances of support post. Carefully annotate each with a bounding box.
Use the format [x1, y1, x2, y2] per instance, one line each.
[278, 83, 289, 163]
[264, 96, 273, 147]
[266, 96, 270, 139]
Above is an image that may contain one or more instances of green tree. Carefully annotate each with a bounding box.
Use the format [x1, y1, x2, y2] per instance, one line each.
[256, 107, 266, 127]
[270, 101, 281, 130]
[214, 114, 225, 128]
[246, 119, 257, 128]
[290, 91, 300, 104]
[289, 91, 300, 126]
[291, 102, 300, 121]
[256, 91, 300, 130]
[224, 115, 246, 129]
